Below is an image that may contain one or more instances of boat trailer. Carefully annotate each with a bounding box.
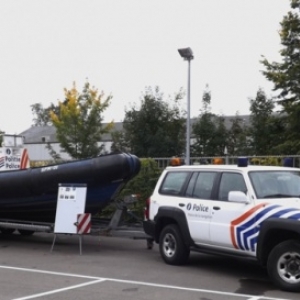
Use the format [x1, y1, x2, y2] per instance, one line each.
[0, 196, 154, 250]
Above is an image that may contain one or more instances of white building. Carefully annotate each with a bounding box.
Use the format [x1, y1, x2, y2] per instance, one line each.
[20, 123, 124, 161]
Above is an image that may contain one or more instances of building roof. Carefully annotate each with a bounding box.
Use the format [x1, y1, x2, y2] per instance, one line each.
[20, 122, 124, 144]
[20, 126, 57, 143]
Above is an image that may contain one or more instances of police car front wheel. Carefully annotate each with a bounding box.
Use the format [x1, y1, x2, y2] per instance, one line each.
[159, 224, 190, 265]
[267, 239, 300, 292]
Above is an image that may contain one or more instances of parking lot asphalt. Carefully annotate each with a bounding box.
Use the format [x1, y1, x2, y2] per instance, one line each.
[0, 232, 299, 300]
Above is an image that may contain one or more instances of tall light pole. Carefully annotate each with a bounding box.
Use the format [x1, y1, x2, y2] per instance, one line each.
[178, 47, 194, 165]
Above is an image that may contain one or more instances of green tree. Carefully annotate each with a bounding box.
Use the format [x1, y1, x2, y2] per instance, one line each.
[50, 82, 113, 159]
[192, 85, 220, 156]
[213, 115, 228, 156]
[119, 86, 186, 157]
[192, 115, 216, 156]
[110, 130, 128, 153]
[261, 0, 300, 153]
[31, 103, 60, 126]
[227, 113, 249, 156]
[249, 88, 275, 155]
[268, 114, 288, 154]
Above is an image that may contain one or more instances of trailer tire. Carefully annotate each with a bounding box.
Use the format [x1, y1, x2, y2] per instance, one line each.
[18, 229, 35, 236]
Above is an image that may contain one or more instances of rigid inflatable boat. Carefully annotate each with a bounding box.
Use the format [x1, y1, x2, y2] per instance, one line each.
[0, 152, 141, 223]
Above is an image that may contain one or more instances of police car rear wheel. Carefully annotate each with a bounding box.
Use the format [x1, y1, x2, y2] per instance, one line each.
[267, 240, 300, 292]
[159, 224, 190, 265]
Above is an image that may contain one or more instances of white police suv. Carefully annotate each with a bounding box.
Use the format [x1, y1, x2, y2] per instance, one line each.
[143, 158, 300, 292]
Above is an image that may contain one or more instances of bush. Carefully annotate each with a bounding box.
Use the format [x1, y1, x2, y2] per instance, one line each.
[102, 158, 162, 220]
[251, 157, 282, 166]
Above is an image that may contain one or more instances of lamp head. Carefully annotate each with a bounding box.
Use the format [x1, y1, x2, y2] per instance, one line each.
[178, 47, 194, 60]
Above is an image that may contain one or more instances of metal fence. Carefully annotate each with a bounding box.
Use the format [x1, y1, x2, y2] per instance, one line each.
[153, 155, 300, 169]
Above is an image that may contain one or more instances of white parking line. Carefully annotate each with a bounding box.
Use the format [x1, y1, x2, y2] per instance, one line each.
[0, 265, 292, 300]
[13, 279, 105, 300]
[0, 265, 100, 280]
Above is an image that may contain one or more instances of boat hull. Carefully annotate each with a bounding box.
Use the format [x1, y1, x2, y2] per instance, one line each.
[0, 153, 140, 223]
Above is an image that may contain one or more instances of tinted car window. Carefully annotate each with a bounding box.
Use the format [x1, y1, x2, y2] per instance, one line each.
[186, 172, 216, 199]
[218, 173, 247, 201]
[160, 172, 190, 195]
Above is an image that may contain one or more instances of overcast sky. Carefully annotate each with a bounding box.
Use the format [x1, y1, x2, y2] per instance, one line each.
[0, 0, 291, 134]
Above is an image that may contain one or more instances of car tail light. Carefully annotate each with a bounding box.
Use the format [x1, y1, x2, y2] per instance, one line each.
[144, 197, 150, 220]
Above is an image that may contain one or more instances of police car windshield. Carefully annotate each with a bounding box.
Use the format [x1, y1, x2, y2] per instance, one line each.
[249, 171, 300, 199]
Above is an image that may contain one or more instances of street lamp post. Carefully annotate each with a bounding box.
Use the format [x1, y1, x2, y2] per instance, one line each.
[178, 47, 194, 165]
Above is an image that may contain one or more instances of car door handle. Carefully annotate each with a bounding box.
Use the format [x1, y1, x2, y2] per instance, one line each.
[213, 206, 220, 210]
[179, 203, 185, 207]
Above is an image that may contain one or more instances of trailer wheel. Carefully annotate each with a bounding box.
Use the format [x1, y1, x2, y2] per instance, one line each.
[0, 228, 15, 235]
[18, 229, 35, 236]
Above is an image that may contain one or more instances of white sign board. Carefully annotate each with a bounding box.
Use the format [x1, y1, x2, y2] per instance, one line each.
[54, 184, 87, 234]
[0, 148, 29, 171]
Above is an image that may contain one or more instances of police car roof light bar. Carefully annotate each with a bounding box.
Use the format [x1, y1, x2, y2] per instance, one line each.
[283, 157, 293, 167]
[237, 157, 248, 167]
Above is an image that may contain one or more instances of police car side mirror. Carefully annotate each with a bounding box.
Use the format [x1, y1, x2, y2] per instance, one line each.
[228, 191, 249, 204]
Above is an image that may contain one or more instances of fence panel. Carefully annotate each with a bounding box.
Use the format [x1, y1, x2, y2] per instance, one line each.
[153, 156, 300, 169]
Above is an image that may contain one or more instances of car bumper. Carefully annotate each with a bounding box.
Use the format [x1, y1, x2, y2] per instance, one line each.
[143, 220, 155, 238]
